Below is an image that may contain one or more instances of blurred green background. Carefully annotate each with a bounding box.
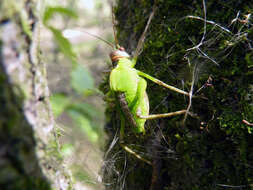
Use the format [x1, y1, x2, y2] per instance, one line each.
[41, 0, 112, 189]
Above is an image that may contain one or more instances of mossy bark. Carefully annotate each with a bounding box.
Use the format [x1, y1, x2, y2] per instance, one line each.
[0, 0, 72, 189]
[101, 0, 253, 189]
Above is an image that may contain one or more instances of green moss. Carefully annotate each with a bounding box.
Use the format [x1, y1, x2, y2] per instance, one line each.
[101, 0, 253, 189]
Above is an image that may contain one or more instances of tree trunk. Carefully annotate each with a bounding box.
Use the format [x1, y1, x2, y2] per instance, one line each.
[101, 1, 253, 189]
[0, 1, 72, 189]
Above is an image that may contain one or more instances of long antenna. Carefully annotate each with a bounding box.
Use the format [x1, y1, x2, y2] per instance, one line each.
[80, 30, 115, 49]
[111, 3, 119, 48]
[133, 4, 157, 59]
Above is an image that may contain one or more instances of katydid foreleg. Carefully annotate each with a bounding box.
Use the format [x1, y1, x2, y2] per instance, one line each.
[137, 70, 190, 96]
[133, 71, 188, 120]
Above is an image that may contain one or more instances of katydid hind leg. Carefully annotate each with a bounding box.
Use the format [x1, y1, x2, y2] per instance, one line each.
[118, 93, 152, 165]
[119, 143, 152, 165]
[119, 113, 152, 165]
[117, 93, 138, 129]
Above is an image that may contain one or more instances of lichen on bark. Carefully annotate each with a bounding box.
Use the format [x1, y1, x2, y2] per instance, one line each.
[0, 0, 73, 189]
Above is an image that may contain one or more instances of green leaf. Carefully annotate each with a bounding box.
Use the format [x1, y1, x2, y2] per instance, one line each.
[68, 110, 98, 143]
[48, 26, 77, 62]
[20, 10, 32, 39]
[67, 102, 98, 119]
[43, 6, 78, 26]
[61, 143, 74, 156]
[50, 93, 70, 117]
[73, 166, 93, 183]
[245, 52, 253, 67]
[71, 64, 95, 95]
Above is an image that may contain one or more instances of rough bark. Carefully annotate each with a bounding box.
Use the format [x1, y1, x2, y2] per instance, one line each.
[0, 1, 72, 189]
[101, 0, 253, 189]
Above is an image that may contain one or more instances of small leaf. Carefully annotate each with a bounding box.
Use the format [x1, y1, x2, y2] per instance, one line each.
[245, 52, 253, 66]
[50, 93, 70, 117]
[67, 102, 98, 119]
[48, 26, 77, 62]
[43, 6, 78, 26]
[71, 64, 95, 95]
[20, 10, 32, 39]
[68, 110, 98, 143]
[61, 143, 74, 156]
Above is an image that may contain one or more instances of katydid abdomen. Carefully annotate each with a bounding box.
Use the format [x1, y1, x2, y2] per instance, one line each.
[131, 78, 149, 133]
[109, 57, 149, 133]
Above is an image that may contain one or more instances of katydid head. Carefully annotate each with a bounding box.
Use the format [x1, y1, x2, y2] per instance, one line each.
[109, 46, 130, 64]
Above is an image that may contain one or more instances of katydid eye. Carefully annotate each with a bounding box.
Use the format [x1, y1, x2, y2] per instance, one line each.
[119, 47, 125, 51]
[110, 49, 130, 61]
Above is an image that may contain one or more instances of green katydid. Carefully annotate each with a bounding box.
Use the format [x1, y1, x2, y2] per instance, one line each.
[77, 5, 191, 165]
[109, 6, 190, 132]
[107, 7, 192, 165]
[109, 50, 189, 134]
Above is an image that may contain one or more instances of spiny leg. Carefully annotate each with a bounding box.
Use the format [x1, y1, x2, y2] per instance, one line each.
[133, 78, 188, 125]
[119, 107, 186, 165]
[137, 70, 191, 96]
[135, 73, 190, 120]
[118, 91, 185, 164]
[118, 94, 152, 165]
[118, 93, 138, 129]
[120, 143, 152, 165]
[137, 110, 187, 120]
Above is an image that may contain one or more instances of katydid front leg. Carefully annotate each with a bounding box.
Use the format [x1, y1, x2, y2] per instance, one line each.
[137, 70, 190, 96]
[133, 72, 187, 120]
